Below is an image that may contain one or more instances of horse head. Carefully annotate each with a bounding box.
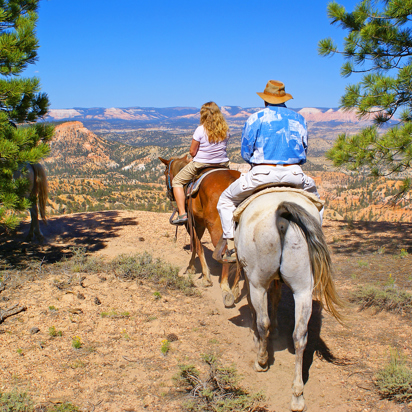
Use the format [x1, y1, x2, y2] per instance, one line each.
[158, 155, 190, 201]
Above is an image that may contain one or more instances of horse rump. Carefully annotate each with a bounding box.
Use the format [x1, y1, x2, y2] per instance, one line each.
[276, 201, 344, 323]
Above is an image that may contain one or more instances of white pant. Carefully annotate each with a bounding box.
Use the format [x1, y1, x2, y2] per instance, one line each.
[217, 165, 322, 239]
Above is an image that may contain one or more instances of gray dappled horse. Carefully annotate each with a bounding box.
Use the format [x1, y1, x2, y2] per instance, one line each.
[234, 190, 342, 412]
[13, 163, 48, 243]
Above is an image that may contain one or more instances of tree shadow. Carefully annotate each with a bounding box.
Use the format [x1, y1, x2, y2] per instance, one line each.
[0, 211, 139, 267]
[228, 284, 345, 384]
[325, 220, 412, 256]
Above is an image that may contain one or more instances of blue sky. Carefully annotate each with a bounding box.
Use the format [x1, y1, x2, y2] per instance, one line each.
[27, 0, 361, 109]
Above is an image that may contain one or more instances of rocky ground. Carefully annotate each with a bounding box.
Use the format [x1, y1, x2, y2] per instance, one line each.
[1, 211, 412, 412]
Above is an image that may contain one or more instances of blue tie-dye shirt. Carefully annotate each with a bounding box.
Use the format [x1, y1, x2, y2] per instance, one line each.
[241, 106, 308, 165]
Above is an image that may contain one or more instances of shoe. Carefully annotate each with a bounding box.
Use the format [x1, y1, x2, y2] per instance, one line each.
[171, 213, 188, 225]
[222, 238, 237, 263]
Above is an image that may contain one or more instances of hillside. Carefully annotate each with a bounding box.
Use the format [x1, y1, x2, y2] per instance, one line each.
[43, 121, 412, 222]
[2, 211, 412, 411]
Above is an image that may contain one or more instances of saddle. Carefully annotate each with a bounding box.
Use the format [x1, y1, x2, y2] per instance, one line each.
[233, 184, 324, 222]
[185, 166, 229, 198]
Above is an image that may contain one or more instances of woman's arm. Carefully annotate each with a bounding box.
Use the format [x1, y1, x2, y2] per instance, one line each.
[189, 139, 200, 158]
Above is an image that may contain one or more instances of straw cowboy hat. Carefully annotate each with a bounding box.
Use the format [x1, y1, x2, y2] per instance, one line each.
[257, 80, 293, 104]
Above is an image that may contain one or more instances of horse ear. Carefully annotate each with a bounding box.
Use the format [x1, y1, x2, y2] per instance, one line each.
[158, 157, 169, 165]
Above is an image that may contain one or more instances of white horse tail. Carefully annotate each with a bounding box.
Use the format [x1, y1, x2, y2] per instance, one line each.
[32, 163, 48, 223]
[276, 201, 344, 323]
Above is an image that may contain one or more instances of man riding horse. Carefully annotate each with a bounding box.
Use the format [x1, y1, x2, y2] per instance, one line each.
[217, 80, 322, 263]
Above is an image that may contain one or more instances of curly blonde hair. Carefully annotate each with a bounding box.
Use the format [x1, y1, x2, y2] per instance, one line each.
[200, 102, 229, 143]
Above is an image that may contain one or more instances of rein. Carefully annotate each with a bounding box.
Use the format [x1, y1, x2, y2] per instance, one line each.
[166, 159, 175, 201]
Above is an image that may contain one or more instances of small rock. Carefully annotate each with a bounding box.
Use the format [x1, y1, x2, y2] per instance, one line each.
[166, 333, 178, 342]
[94, 297, 101, 305]
[139, 237, 145, 241]
[30, 327, 40, 334]
[98, 276, 107, 282]
[68, 308, 83, 314]
[1, 296, 9, 301]
[199, 320, 206, 326]
[77, 292, 85, 300]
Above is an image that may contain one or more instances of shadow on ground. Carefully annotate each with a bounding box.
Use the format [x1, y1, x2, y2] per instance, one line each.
[325, 220, 412, 256]
[0, 211, 139, 266]
[228, 284, 346, 384]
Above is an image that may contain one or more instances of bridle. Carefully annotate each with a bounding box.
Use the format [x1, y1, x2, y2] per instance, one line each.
[165, 159, 175, 201]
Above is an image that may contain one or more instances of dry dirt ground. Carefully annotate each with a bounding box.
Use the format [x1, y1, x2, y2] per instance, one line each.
[1, 211, 412, 412]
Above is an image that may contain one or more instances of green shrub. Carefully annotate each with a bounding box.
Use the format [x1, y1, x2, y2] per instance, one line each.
[173, 354, 267, 412]
[351, 286, 412, 314]
[0, 390, 33, 411]
[110, 252, 194, 293]
[375, 348, 412, 402]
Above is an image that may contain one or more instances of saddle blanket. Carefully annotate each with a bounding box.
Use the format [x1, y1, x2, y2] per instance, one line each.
[186, 168, 228, 198]
[233, 187, 324, 222]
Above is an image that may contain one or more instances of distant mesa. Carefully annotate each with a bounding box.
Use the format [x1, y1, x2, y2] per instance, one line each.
[46, 105, 386, 125]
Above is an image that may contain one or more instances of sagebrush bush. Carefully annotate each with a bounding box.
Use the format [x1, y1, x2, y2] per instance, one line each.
[375, 349, 412, 402]
[351, 286, 412, 314]
[110, 252, 194, 293]
[173, 354, 268, 412]
[0, 390, 33, 411]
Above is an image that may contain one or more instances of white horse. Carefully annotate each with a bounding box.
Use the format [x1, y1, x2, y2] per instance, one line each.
[13, 163, 48, 243]
[234, 190, 342, 412]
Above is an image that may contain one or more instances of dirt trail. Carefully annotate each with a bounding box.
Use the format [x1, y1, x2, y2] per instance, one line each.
[1, 210, 412, 411]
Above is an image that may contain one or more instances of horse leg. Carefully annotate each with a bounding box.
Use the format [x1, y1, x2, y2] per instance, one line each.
[280, 224, 313, 412]
[220, 263, 236, 307]
[290, 291, 312, 412]
[268, 279, 281, 337]
[27, 202, 44, 244]
[232, 264, 242, 303]
[186, 226, 212, 287]
[248, 279, 270, 372]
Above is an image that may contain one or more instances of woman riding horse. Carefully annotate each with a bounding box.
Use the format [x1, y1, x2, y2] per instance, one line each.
[170, 102, 230, 225]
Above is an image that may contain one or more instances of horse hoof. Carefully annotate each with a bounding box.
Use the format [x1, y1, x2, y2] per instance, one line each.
[203, 278, 213, 288]
[185, 267, 196, 275]
[223, 291, 235, 308]
[291, 395, 306, 412]
[253, 360, 268, 372]
[233, 285, 241, 302]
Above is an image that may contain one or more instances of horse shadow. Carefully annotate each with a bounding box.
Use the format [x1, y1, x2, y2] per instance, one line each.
[228, 284, 342, 384]
[0, 211, 139, 266]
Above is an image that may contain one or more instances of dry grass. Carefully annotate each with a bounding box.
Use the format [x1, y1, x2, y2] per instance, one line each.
[350, 286, 412, 315]
[173, 353, 269, 412]
[375, 349, 412, 402]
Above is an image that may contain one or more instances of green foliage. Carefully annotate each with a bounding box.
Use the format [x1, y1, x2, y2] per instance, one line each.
[319, 1, 412, 196]
[110, 252, 195, 294]
[173, 354, 267, 412]
[0, 0, 53, 231]
[0, 390, 33, 411]
[47, 402, 80, 412]
[0, 389, 80, 411]
[161, 339, 170, 355]
[351, 285, 412, 314]
[71, 336, 82, 349]
[49, 326, 62, 337]
[375, 348, 412, 402]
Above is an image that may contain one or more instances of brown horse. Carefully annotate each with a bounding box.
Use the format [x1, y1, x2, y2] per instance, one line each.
[13, 163, 48, 243]
[159, 155, 241, 307]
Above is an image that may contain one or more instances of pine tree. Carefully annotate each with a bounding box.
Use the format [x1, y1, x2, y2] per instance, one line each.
[0, 0, 54, 231]
[318, 0, 412, 198]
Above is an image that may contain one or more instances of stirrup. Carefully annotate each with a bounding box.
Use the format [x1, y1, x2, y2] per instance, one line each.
[171, 212, 188, 226]
[222, 248, 237, 263]
[212, 237, 237, 264]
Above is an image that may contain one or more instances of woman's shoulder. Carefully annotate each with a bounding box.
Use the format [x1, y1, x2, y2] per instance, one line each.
[193, 125, 206, 141]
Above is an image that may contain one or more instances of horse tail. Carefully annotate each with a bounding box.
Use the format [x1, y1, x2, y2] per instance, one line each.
[32, 163, 48, 223]
[276, 201, 344, 324]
